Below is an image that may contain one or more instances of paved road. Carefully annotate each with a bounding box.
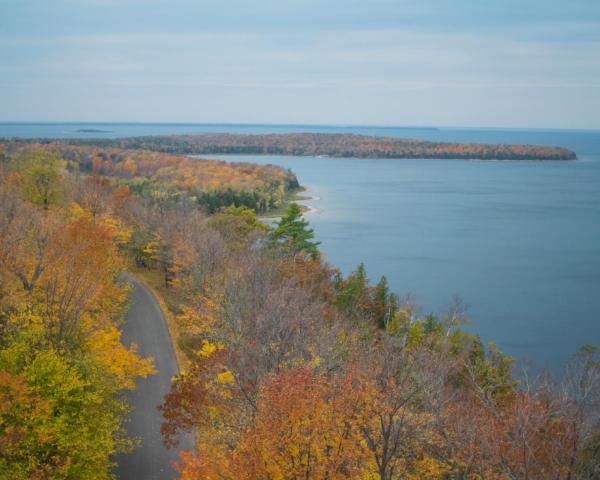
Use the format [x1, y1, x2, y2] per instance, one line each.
[115, 275, 192, 480]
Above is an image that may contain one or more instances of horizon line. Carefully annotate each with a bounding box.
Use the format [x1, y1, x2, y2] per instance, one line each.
[0, 120, 599, 133]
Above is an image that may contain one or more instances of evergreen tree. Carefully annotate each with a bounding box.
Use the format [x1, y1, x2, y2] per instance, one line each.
[270, 203, 320, 259]
[374, 275, 390, 328]
[335, 263, 370, 320]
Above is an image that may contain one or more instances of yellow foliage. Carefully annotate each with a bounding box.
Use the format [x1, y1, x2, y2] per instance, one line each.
[177, 305, 212, 337]
[142, 241, 160, 256]
[101, 214, 133, 246]
[216, 369, 234, 385]
[69, 201, 91, 220]
[87, 325, 155, 389]
[198, 339, 224, 358]
[308, 354, 322, 368]
[408, 456, 454, 479]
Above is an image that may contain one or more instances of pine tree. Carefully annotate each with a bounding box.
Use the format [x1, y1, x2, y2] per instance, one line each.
[270, 203, 320, 259]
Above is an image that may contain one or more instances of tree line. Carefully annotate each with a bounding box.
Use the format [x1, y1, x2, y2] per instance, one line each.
[0, 141, 300, 213]
[57, 132, 577, 160]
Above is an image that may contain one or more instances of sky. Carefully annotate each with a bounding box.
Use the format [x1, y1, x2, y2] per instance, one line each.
[1, 0, 599, 129]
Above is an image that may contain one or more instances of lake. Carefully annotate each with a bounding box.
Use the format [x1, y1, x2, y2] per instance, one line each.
[2, 123, 599, 370]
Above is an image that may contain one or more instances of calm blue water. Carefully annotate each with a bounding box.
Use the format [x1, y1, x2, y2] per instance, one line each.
[2, 123, 599, 370]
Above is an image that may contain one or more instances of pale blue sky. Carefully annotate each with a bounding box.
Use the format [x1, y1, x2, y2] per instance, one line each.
[1, 0, 599, 128]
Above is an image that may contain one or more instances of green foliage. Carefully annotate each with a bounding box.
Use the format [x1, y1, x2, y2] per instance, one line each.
[579, 343, 598, 356]
[334, 264, 399, 327]
[374, 275, 394, 328]
[207, 205, 267, 247]
[334, 263, 369, 320]
[467, 339, 516, 398]
[130, 228, 162, 268]
[18, 150, 66, 209]
[384, 305, 517, 399]
[0, 337, 130, 480]
[195, 185, 286, 213]
[270, 203, 320, 259]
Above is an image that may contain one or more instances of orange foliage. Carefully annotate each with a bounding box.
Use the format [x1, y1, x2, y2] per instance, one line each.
[176, 367, 370, 480]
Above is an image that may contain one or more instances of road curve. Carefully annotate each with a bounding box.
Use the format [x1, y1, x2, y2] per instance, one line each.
[115, 274, 191, 480]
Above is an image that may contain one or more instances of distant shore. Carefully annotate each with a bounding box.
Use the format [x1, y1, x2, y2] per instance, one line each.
[41, 132, 577, 161]
[74, 128, 112, 133]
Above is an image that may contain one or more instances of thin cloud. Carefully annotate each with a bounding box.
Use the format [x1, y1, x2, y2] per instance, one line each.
[0, 1, 599, 127]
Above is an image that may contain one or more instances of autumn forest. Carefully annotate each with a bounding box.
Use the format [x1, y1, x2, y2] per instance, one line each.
[32, 133, 576, 161]
[0, 140, 599, 480]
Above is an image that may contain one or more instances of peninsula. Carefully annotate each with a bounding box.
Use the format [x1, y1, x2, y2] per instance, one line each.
[64, 132, 576, 160]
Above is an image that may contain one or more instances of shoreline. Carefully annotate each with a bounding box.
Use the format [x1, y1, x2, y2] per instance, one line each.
[59, 132, 578, 161]
[259, 186, 321, 221]
[191, 152, 577, 165]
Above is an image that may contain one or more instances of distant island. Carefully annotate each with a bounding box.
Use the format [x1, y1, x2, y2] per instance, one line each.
[63, 133, 576, 160]
[74, 128, 112, 133]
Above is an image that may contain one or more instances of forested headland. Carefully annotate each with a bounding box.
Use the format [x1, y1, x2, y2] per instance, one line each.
[0, 141, 299, 213]
[57, 132, 578, 160]
[1, 141, 598, 480]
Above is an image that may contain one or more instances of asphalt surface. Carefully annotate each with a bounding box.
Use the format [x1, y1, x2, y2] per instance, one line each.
[115, 275, 192, 480]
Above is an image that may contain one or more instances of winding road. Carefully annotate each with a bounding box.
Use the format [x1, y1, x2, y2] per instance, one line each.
[115, 275, 192, 480]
